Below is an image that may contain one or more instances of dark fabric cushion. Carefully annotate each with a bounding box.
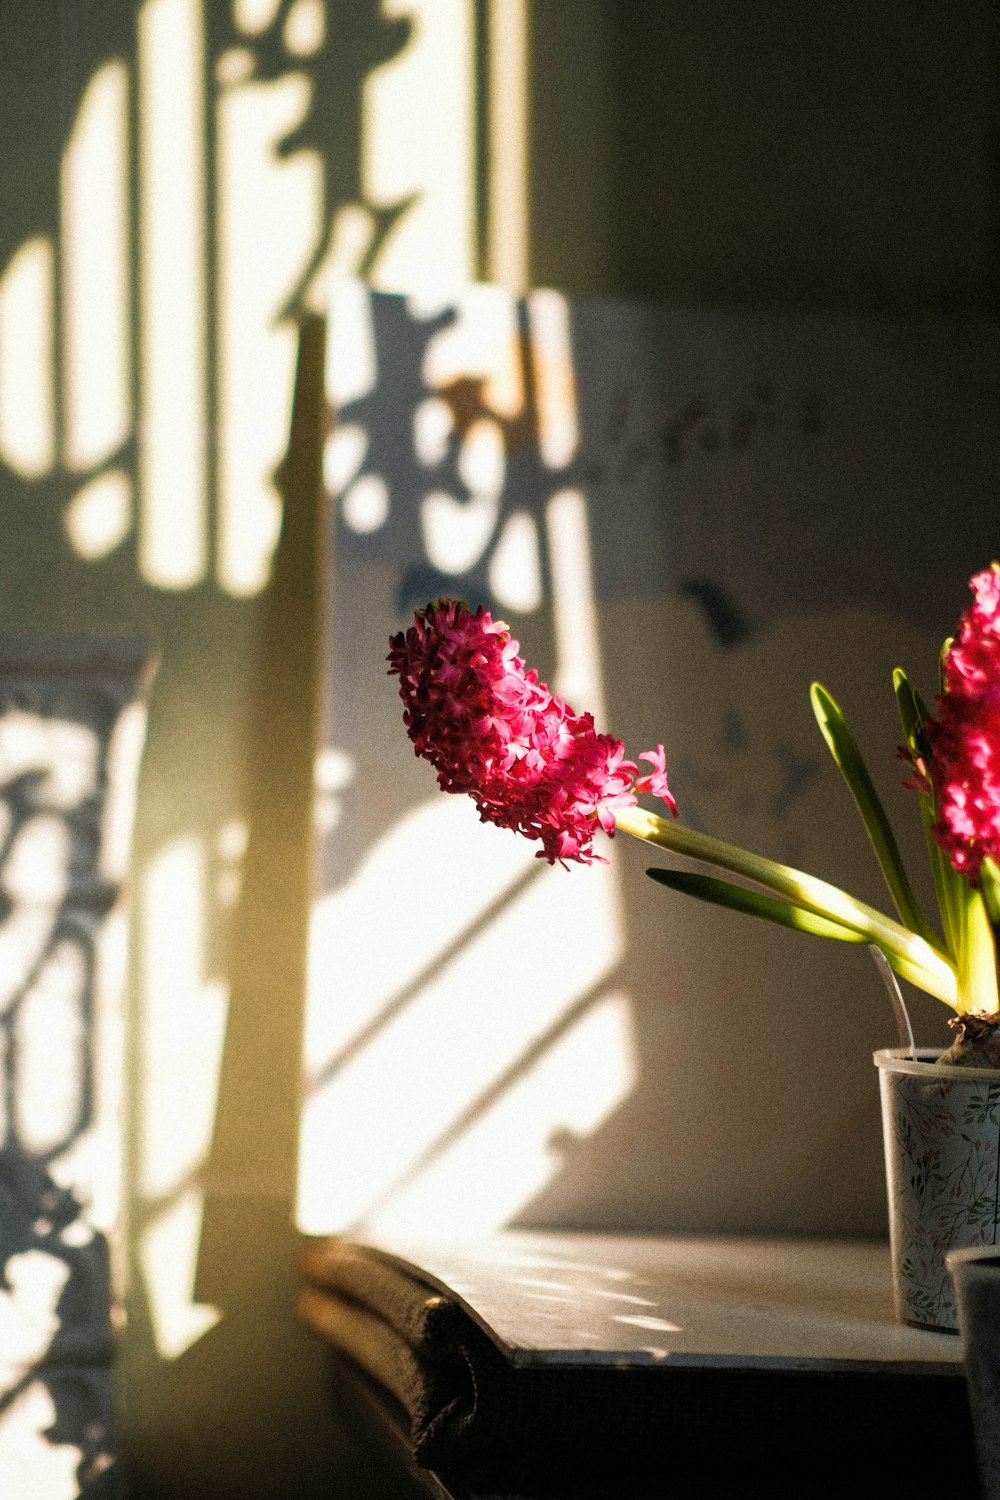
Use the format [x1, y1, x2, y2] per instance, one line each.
[299, 1237, 978, 1497]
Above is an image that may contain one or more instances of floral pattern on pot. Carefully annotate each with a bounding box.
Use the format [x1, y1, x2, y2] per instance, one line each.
[877, 1049, 1000, 1332]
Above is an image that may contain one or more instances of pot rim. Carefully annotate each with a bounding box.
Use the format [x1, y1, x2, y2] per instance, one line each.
[874, 1045, 1000, 1082]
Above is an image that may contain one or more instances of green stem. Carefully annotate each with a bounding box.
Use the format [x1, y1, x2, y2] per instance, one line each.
[954, 883, 1000, 1016]
[614, 806, 957, 1007]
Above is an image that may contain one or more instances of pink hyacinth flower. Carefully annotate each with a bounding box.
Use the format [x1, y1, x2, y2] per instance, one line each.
[926, 563, 1000, 881]
[388, 599, 676, 866]
[634, 745, 678, 815]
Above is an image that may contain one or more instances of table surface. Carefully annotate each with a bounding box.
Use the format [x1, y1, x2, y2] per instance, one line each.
[370, 1229, 965, 1373]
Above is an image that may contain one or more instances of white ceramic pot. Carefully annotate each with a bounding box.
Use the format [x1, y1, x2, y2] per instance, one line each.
[875, 1047, 1000, 1332]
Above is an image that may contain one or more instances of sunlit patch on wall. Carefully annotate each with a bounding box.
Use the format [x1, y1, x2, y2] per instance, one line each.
[0, 715, 100, 815]
[215, 46, 255, 86]
[412, 395, 454, 466]
[16, 940, 88, 1155]
[216, 64, 320, 594]
[304, 797, 536, 1076]
[364, 992, 637, 1239]
[232, 0, 281, 34]
[102, 703, 150, 884]
[63, 471, 133, 561]
[299, 790, 627, 1233]
[488, 510, 542, 613]
[324, 424, 369, 497]
[364, 0, 474, 294]
[4, 813, 71, 908]
[61, 61, 131, 476]
[457, 415, 505, 494]
[421, 486, 500, 571]
[138, 834, 229, 1357]
[0, 1382, 83, 1499]
[343, 472, 390, 533]
[528, 290, 578, 469]
[138, 0, 208, 590]
[0, 238, 55, 479]
[485, 0, 527, 291]
[0, 1252, 70, 1382]
[326, 280, 378, 406]
[139, 836, 229, 1201]
[547, 488, 606, 719]
[140, 1187, 221, 1359]
[313, 747, 356, 837]
[283, 0, 326, 56]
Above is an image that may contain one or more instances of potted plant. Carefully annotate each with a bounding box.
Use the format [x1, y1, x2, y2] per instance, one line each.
[388, 567, 1000, 1332]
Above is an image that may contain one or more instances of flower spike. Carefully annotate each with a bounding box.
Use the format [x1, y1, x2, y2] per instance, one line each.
[388, 600, 675, 866]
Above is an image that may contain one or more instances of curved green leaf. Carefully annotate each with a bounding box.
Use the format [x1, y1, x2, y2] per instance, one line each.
[810, 681, 937, 946]
[919, 792, 962, 959]
[645, 867, 868, 943]
[893, 667, 960, 959]
[892, 668, 928, 760]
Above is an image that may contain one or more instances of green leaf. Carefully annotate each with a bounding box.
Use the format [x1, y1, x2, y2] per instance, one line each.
[954, 881, 1000, 1016]
[981, 857, 1000, 931]
[645, 867, 868, 943]
[893, 668, 960, 960]
[893, 668, 928, 761]
[917, 790, 961, 958]
[976, 860, 1000, 1017]
[810, 681, 937, 946]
